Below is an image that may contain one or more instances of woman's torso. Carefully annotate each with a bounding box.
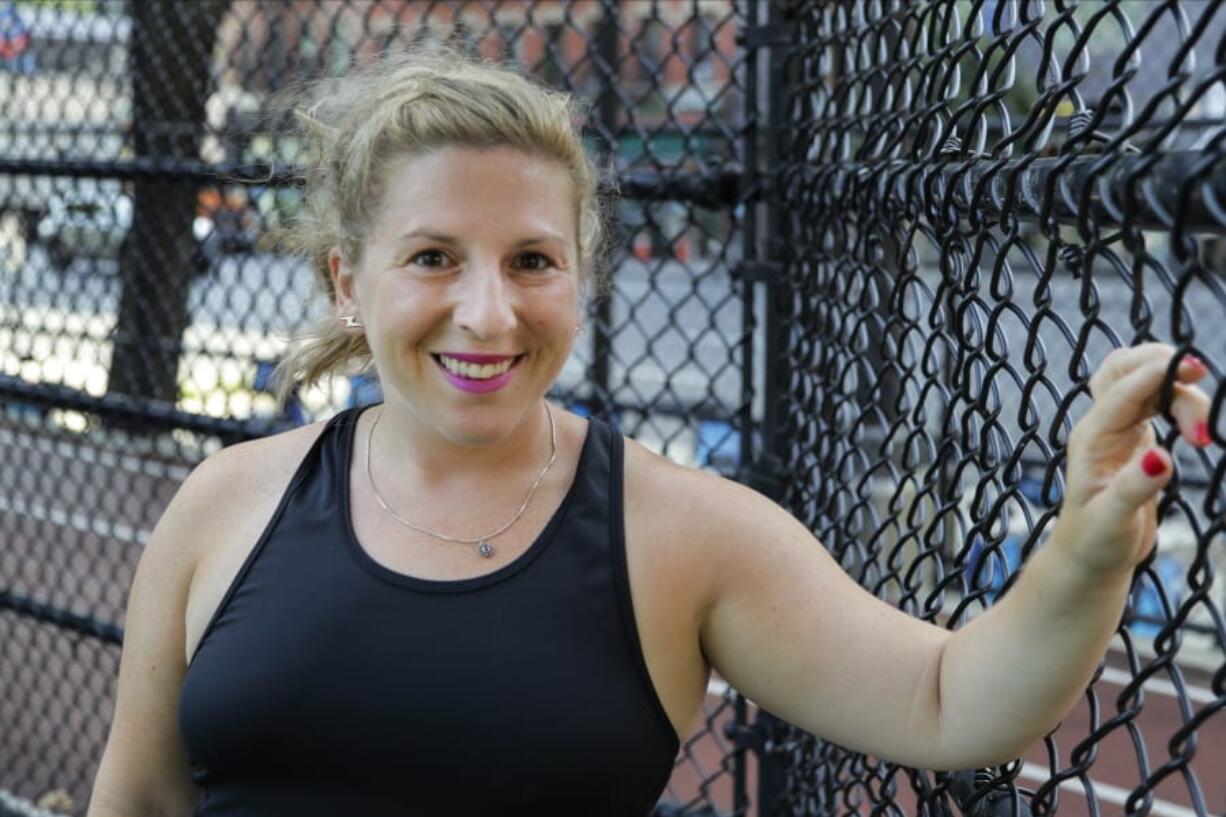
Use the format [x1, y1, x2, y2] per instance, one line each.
[179, 402, 713, 808]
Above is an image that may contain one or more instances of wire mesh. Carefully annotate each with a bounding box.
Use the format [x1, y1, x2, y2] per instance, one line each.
[764, 1, 1226, 816]
[0, 1, 760, 815]
[6, 1, 1224, 816]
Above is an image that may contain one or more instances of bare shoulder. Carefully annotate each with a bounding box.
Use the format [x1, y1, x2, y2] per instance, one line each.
[622, 434, 763, 512]
[622, 435, 795, 539]
[176, 417, 334, 573]
[621, 436, 798, 612]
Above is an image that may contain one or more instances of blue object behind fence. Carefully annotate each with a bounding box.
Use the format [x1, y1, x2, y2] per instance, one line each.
[964, 535, 1023, 603]
[1129, 555, 1186, 638]
[697, 419, 740, 469]
[347, 373, 383, 408]
[253, 359, 306, 426]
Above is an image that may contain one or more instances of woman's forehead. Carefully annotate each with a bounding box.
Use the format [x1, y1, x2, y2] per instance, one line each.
[372, 146, 577, 242]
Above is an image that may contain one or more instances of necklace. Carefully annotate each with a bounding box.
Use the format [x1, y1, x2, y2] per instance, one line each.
[364, 401, 557, 558]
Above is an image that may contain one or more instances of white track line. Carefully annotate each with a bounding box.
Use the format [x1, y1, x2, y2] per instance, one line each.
[1018, 762, 1201, 817]
[0, 426, 191, 481]
[1098, 666, 1219, 705]
[707, 680, 1206, 817]
[0, 493, 148, 545]
[0, 790, 69, 817]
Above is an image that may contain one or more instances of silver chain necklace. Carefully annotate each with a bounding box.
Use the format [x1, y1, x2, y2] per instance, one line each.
[364, 401, 557, 558]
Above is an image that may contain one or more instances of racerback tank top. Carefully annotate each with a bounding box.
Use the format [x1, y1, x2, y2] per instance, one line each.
[177, 404, 681, 816]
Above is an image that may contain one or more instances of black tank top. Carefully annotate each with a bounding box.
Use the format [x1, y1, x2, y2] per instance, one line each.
[177, 405, 681, 816]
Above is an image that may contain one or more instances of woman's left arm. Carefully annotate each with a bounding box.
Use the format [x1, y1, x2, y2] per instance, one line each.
[934, 343, 1212, 761]
[694, 343, 1212, 769]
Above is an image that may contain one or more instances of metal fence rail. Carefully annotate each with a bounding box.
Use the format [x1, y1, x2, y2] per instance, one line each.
[764, 1, 1226, 816]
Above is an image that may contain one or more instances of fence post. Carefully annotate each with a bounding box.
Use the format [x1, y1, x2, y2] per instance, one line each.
[735, 0, 798, 813]
[589, 0, 619, 419]
[108, 0, 226, 406]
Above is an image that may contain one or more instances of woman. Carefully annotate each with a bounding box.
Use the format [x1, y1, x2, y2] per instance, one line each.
[86, 50, 1214, 816]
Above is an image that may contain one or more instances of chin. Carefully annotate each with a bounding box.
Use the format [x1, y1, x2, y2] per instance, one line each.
[436, 408, 530, 445]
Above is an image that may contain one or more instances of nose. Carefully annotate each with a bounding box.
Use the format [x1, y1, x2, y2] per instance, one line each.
[452, 261, 517, 340]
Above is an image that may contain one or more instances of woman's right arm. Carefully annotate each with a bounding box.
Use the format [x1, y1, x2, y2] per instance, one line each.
[86, 449, 236, 817]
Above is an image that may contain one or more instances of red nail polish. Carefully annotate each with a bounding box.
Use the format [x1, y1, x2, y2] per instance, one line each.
[1196, 421, 1212, 447]
[1182, 354, 1204, 369]
[1141, 449, 1166, 477]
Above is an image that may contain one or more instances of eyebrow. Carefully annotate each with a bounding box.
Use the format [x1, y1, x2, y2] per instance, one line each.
[394, 229, 568, 247]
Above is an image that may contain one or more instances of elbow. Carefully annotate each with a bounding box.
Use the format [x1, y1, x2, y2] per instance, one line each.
[925, 633, 954, 765]
[924, 635, 1046, 772]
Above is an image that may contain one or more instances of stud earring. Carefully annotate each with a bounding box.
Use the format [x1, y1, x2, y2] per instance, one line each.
[341, 315, 363, 329]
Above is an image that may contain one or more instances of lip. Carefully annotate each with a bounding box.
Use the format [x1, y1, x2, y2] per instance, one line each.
[435, 352, 521, 363]
[432, 354, 524, 394]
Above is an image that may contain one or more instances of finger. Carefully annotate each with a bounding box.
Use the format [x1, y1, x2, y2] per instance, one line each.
[1085, 353, 1205, 438]
[1089, 342, 1174, 398]
[1170, 382, 1214, 447]
[1100, 445, 1173, 519]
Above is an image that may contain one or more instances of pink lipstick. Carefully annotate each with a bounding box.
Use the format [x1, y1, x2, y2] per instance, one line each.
[433, 354, 523, 394]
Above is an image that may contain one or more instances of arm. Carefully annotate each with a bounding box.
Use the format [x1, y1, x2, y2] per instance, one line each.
[698, 344, 1210, 769]
[934, 345, 1210, 761]
[696, 478, 959, 768]
[927, 532, 1131, 765]
[86, 450, 241, 817]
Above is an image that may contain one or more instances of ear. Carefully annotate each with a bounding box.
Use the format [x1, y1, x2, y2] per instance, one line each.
[328, 246, 359, 319]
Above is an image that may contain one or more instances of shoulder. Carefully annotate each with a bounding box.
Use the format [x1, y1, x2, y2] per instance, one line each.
[621, 434, 803, 610]
[622, 433, 792, 536]
[171, 414, 339, 573]
[186, 415, 332, 503]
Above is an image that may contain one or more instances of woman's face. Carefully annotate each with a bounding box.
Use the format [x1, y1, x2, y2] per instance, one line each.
[330, 145, 582, 446]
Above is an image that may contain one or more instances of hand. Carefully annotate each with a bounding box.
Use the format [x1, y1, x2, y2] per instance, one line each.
[1051, 343, 1213, 579]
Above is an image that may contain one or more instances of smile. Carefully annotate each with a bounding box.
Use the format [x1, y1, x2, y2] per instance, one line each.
[432, 353, 524, 381]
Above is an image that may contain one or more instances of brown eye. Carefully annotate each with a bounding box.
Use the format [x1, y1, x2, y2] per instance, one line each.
[410, 249, 448, 268]
[515, 252, 554, 272]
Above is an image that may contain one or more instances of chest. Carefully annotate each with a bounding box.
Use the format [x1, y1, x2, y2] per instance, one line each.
[183, 452, 711, 745]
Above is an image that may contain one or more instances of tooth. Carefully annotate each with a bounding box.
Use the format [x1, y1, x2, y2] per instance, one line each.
[439, 356, 514, 380]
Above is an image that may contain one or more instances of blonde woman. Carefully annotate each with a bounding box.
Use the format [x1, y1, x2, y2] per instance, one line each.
[87, 50, 1214, 816]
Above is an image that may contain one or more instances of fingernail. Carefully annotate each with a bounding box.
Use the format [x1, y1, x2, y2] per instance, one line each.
[1182, 354, 1204, 370]
[1141, 449, 1166, 477]
[1195, 421, 1212, 447]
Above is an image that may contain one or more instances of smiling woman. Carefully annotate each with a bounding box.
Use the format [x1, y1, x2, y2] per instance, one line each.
[266, 48, 611, 412]
[324, 145, 583, 449]
[85, 43, 1217, 817]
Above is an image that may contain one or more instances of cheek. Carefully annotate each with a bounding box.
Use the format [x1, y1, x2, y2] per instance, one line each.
[384, 287, 447, 326]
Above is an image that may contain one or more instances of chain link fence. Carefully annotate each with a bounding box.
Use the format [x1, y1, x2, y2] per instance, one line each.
[2, 1, 1225, 816]
[760, 1, 1226, 816]
[0, 1, 764, 814]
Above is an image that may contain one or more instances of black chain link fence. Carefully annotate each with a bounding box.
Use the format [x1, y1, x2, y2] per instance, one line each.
[760, 1, 1226, 816]
[1, 1, 1224, 816]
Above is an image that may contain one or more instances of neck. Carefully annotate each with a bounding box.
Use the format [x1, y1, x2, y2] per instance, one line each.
[366, 399, 555, 490]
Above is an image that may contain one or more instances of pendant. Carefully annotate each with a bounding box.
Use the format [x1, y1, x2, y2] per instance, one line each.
[477, 541, 495, 558]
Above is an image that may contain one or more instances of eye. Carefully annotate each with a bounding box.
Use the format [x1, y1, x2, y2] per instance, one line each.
[408, 249, 449, 269]
[514, 251, 556, 272]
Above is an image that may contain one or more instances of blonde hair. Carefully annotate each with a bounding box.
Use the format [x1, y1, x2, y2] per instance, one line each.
[269, 46, 612, 410]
